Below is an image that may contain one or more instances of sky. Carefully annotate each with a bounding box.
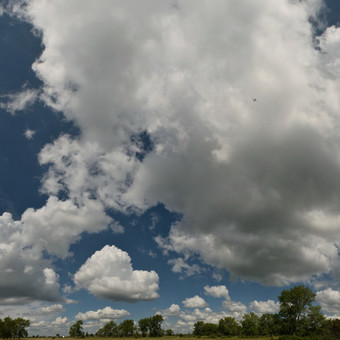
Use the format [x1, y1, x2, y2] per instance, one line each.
[1, 0, 340, 336]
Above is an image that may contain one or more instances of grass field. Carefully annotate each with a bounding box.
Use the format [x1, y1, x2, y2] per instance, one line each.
[31, 337, 280, 340]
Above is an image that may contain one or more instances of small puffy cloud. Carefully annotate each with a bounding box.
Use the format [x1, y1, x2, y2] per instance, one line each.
[52, 316, 68, 326]
[74, 245, 159, 302]
[62, 284, 73, 295]
[110, 221, 124, 234]
[212, 272, 223, 282]
[24, 128, 36, 140]
[0, 88, 38, 114]
[75, 307, 130, 321]
[173, 306, 236, 333]
[39, 304, 65, 315]
[162, 304, 181, 316]
[204, 285, 230, 300]
[167, 257, 201, 277]
[316, 288, 340, 316]
[43, 268, 58, 285]
[182, 296, 207, 308]
[249, 300, 279, 315]
[223, 300, 247, 320]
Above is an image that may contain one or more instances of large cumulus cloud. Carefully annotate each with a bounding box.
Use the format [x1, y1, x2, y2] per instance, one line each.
[74, 245, 159, 302]
[0, 196, 111, 304]
[9, 0, 340, 289]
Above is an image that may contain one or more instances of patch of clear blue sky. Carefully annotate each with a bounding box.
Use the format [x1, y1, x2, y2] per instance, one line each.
[324, 0, 340, 27]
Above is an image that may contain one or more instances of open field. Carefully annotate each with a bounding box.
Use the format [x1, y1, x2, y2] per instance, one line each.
[29, 337, 280, 340]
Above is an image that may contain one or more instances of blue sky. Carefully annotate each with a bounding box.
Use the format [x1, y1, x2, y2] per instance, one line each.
[1, 0, 340, 336]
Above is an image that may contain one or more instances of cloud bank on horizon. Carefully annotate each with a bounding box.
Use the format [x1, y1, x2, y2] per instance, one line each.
[2, 0, 340, 333]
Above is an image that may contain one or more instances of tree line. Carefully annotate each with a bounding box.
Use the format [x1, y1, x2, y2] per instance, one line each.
[69, 315, 168, 338]
[69, 286, 340, 339]
[193, 286, 340, 339]
[0, 317, 30, 339]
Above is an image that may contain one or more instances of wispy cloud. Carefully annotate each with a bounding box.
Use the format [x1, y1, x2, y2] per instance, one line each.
[0, 88, 38, 115]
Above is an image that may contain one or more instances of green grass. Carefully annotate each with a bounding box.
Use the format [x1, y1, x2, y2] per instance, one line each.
[30, 337, 280, 340]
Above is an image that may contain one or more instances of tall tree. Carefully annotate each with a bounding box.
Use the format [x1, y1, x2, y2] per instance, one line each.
[13, 318, 30, 339]
[69, 320, 84, 337]
[0, 319, 3, 339]
[3, 317, 15, 339]
[96, 321, 118, 337]
[193, 321, 205, 336]
[218, 316, 240, 336]
[241, 312, 260, 336]
[201, 323, 219, 336]
[149, 315, 163, 337]
[119, 319, 135, 337]
[259, 313, 280, 336]
[306, 305, 326, 335]
[138, 318, 151, 337]
[278, 285, 316, 335]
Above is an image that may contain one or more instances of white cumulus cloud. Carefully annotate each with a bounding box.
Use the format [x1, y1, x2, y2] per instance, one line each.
[182, 296, 207, 308]
[316, 288, 340, 316]
[249, 299, 279, 315]
[75, 307, 130, 321]
[162, 304, 181, 316]
[41, 304, 65, 315]
[204, 285, 230, 300]
[223, 300, 247, 320]
[74, 245, 159, 302]
[52, 316, 68, 326]
[0, 195, 112, 304]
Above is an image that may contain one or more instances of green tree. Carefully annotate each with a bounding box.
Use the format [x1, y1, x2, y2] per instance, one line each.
[241, 312, 260, 336]
[3, 317, 15, 339]
[0, 319, 3, 339]
[278, 285, 316, 335]
[138, 318, 150, 337]
[119, 319, 135, 337]
[69, 320, 84, 337]
[326, 318, 340, 338]
[306, 305, 326, 335]
[96, 321, 118, 337]
[149, 315, 163, 337]
[193, 321, 204, 336]
[218, 316, 240, 336]
[202, 323, 218, 336]
[164, 329, 174, 336]
[13, 318, 30, 339]
[259, 313, 280, 336]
